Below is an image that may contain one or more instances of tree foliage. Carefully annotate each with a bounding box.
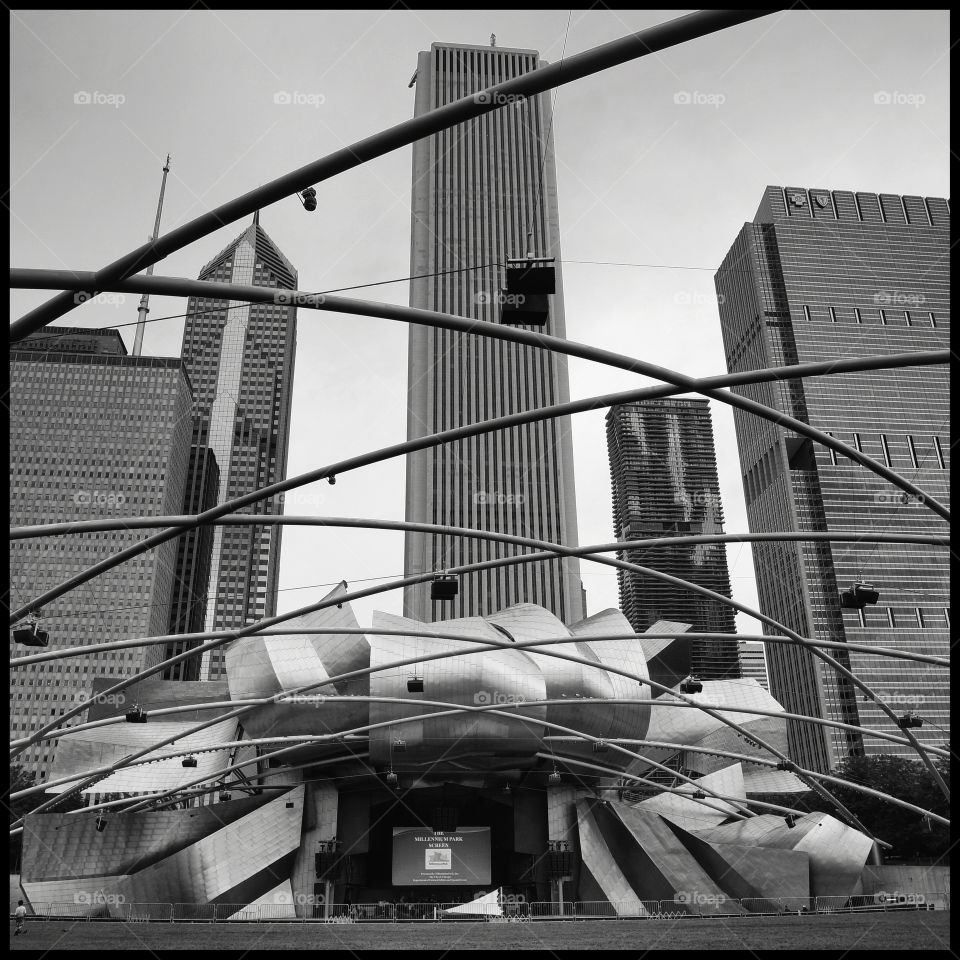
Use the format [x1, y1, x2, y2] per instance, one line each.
[781, 754, 950, 862]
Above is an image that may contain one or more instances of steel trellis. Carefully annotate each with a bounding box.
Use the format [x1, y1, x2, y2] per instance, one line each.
[10, 512, 950, 800]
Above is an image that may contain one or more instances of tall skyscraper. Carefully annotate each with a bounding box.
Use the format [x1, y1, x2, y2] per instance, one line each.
[404, 42, 584, 623]
[9, 328, 193, 783]
[606, 399, 739, 679]
[715, 186, 949, 773]
[177, 214, 297, 679]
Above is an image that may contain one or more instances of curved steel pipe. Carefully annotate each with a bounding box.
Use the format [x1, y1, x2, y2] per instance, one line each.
[11, 522, 948, 808]
[8, 345, 948, 625]
[9, 9, 776, 340]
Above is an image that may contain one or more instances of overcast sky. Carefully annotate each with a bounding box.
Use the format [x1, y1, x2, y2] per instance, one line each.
[10, 9, 950, 636]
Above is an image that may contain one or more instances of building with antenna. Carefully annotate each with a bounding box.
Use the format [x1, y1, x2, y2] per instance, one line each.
[132, 154, 171, 357]
[404, 42, 585, 623]
[9, 328, 194, 783]
[715, 185, 950, 772]
[172, 214, 298, 681]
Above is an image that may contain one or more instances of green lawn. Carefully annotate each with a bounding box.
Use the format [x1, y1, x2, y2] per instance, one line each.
[10, 912, 951, 951]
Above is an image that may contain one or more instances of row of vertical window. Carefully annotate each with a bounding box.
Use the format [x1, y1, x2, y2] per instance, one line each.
[800, 305, 945, 327]
[744, 432, 946, 504]
[823, 433, 946, 470]
[849, 606, 949, 629]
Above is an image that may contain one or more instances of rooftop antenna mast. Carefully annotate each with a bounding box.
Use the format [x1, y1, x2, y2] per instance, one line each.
[132, 153, 171, 356]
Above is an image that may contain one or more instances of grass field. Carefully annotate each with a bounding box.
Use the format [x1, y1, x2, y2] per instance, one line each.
[9, 911, 951, 951]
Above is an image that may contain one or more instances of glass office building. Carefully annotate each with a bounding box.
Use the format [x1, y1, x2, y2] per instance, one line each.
[177, 214, 297, 680]
[606, 399, 739, 678]
[9, 328, 193, 782]
[404, 42, 584, 623]
[715, 186, 949, 772]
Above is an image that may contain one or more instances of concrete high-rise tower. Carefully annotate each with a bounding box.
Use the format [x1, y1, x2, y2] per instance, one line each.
[404, 42, 584, 623]
[176, 215, 297, 679]
[9, 328, 193, 783]
[715, 185, 949, 772]
[606, 398, 739, 679]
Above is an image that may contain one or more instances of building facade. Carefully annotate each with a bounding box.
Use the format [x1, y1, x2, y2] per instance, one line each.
[163, 445, 220, 681]
[177, 214, 297, 680]
[606, 399, 739, 679]
[9, 329, 193, 783]
[404, 42, 585, 624]
[738, 640, 769, 692]
[715, 186, 949, 772]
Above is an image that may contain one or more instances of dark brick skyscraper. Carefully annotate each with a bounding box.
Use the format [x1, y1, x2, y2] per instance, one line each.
[176, 214, 297, 680]
[715, 185, 949, 773]
[606, 399, 739, 679]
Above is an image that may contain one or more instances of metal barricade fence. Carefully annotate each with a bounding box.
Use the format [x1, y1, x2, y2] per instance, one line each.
[116, 902, 172, 922]
[16, 893, 950, 923]
[575, 900, 616, 918]
[740, 897, 812, 916]
[503, 900, 531, 921]
[395, 902, 440, 921]
[529, 901, 574, 918]
[48, 901, 108, 920]
[816, 895, 861, 914]
[255, 902, 299, 921]
[654, 901, 693, 918]
[215, 902, 258, 922]
[173, 902, 216, 922]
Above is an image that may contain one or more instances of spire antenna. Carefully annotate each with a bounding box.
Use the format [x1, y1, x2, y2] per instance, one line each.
[132, 154, 171, 356]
